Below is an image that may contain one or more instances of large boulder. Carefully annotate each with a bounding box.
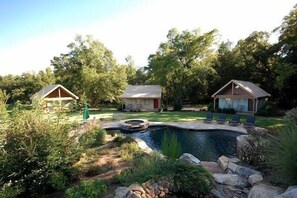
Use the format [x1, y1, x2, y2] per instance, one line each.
[213, 173, 248, 188]
[235, 165, 261, 179]
[276, 186, 297, 198]
[248, 174, 263, 186]
[218, 155, 229, 171]
[227, 162, 238, 173]
[248, 183, 284, 198]
[115, 187, 132, 198]
[178, 153, 201, 165]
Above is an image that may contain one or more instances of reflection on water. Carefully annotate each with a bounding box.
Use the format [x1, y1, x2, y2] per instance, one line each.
[131, 127, 241, 161]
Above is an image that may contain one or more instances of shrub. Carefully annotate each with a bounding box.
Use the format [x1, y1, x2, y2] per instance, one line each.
[173, 102, 182, 111]
[119, 142, 141, 161]
[256, 101, 283, 116]
[173, 162, 214, 196]
[221, 108, 236, 114]
[115, 153, 174, 185]
[115, 153, 214, 196]
[238, 134, 271, 170]
[79, 127, 106, 148]
[207, 103, 214, 112]
[65, 179, 107, 198]
[161, 132, 181, 160]
[0, 108, 82, 197]
[117, 104, 123, 111]
[267, 108, 297, 185]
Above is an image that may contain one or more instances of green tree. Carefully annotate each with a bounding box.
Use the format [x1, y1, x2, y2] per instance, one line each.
[51, 35, 127, 106]
[273, 4, 297, 108]
[148, 28, 218, 105]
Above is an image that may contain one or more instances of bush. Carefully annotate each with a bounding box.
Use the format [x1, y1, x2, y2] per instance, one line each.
[173, 163, 214, 197]
[267, 108, 297, 185]
[115, 153, 214, 196]
[173, 102, 182, 111]
[221, 108, 236, 114]
[256, 101, 283, 116]
[161, 132, 181, 160]
[207, 103, 214, 112]
[114, 153, 174, 186]
[119, 142, 141, 161]
[238, 133, 271, 170]
[65, 179, 107, 198]
[0, 108, 82, 197]
[117, 104, 123, 111]
[79, 127, 106, 148]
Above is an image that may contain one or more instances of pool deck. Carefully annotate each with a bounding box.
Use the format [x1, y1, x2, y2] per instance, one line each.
[102, 120, 247, 134]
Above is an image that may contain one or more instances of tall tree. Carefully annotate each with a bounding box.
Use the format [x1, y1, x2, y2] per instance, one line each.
[51, 35, 127, 106]
[273, 4, 297, 108]
[147, 28, 218, 105]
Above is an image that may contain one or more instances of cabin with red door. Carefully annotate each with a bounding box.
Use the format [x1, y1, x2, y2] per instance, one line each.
[31, 84, 79, 111]
[120, 85, 161, 111]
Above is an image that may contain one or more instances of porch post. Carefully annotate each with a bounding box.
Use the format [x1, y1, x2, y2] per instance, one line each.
[253, 99, 255, 114]
[213, 97, 216, 110]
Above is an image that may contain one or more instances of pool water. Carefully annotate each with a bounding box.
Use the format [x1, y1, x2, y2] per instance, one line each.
[130, 126, 242, 161]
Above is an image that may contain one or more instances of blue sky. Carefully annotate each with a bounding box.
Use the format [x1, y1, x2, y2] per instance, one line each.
[0, 0, 296, 75]
[0, 0, 140, 48]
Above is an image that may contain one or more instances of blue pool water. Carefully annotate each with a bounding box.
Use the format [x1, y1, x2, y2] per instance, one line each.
[129, 126, 242, 161]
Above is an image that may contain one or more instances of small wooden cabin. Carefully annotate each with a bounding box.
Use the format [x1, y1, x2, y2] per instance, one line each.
[212, 80, 270, 114]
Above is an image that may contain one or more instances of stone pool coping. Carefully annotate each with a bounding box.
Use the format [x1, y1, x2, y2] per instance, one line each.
[102, 120, 247, 134]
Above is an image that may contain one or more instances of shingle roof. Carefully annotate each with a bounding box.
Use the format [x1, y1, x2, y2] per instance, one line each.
[31, 84, 79, 100]
[212, 80, 271, 98]
[120, 85, 162, 98]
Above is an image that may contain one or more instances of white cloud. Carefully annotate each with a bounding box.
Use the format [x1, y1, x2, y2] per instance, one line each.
[0, 0, 295, 75]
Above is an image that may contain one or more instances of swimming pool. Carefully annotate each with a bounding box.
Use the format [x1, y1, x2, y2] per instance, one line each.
[127, 126, 242, 161]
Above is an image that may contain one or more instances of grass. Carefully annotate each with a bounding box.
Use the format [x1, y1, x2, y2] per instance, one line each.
[66, 108, 286, 129]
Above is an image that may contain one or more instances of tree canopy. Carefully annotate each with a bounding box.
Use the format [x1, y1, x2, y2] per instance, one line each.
[51, 35, 127, 106]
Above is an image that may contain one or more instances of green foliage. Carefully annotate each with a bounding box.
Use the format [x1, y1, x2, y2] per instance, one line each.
[119, 142, 141, 161]
[148, 28, 219, 105]
[0, 67, 55, 104]
[65, 179, 107, 198]
[173, 102, 182, 111]
[238, 133, 272, 169]
[115, 153, 213, 196]
[51, 35, 127, 106]
[79, 127, 106, 148]
[173, 163, 214, 196]
[267, 108, 297, 185]
[113, 134, 135, 145]
[115, 153, 174, 186]
[0, 108, 81, 197]
[161, 132, 181, 159]
[256, 101, 282, 116]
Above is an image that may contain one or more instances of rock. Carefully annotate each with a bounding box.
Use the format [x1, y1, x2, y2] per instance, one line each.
[235, 165, 261, 179]
[237, 135, 251, 152]
[229, 157, 240, 163]
[201, 161, 224, 174]
[134, 138, 153, 154]
[159, 191, 166, 197]
[211, 183, 249, 198]
[129, 184, 145, 194]
[178, 153, 201, 165]
[214, 173, 248, 188]
[115, 187, 132, 198]
[248, 183, 285, 198]
[218, 155, 229, 171]
[276, 186, 297, 198]
[128, 192, 141, 198]
[227, 162, 238, 173]
[248, 174, 263, 186]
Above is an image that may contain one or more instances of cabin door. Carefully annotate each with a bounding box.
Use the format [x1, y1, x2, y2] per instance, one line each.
[248, 99, 253, 112]
[153, 99, 159, 109]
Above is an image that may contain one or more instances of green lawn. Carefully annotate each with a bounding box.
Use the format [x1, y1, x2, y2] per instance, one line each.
[67, 108, 286, 130]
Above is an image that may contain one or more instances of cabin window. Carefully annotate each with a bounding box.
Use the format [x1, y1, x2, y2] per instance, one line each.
[144, 99, 150, 105]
